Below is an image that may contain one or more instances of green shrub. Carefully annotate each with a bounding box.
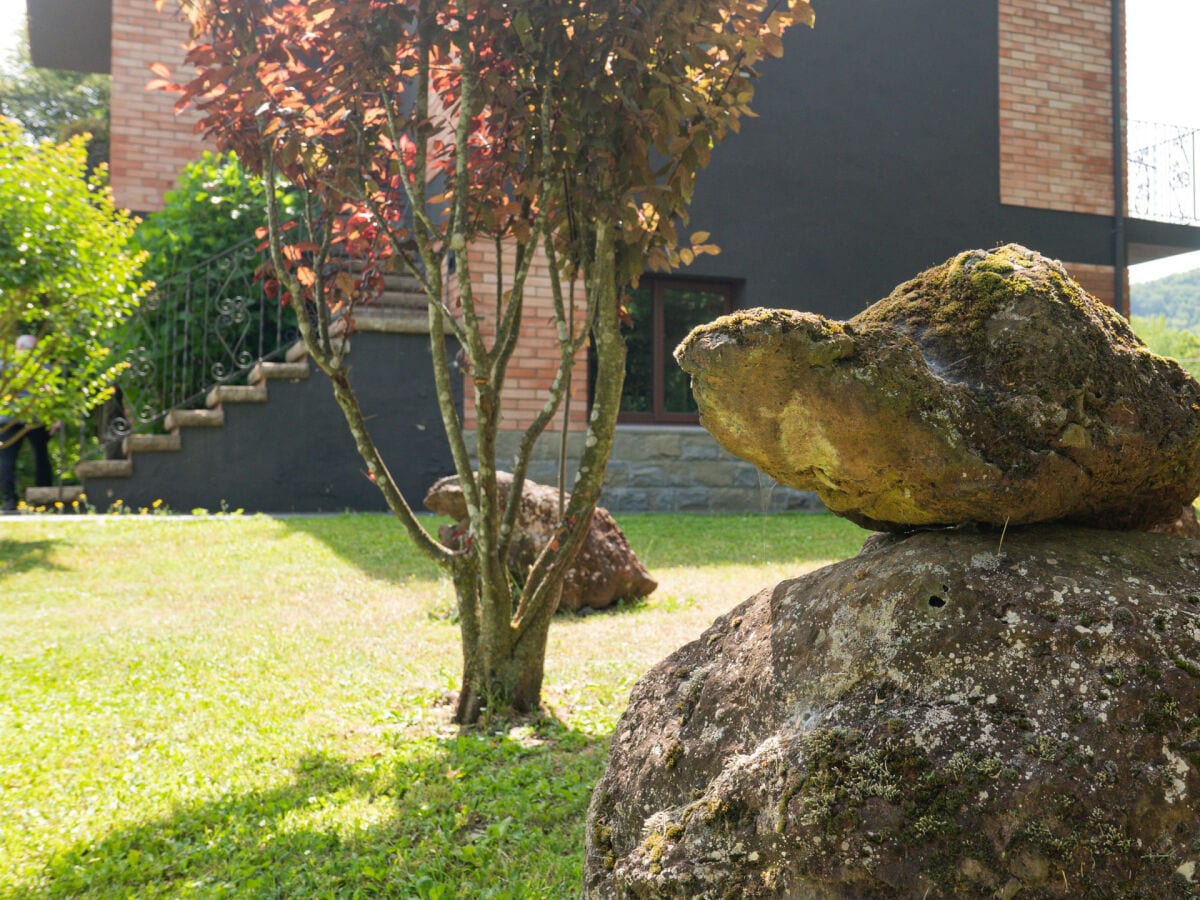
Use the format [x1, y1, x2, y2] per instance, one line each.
[135, 150, 293, 278]
[0, 117, 146, 451]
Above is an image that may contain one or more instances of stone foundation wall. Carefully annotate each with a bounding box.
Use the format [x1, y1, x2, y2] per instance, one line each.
[472, 425, 821, 514]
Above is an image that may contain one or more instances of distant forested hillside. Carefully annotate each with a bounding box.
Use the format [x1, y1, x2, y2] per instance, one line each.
[1130, 268, 1200, 330]
[1129, 315, 1200, 380]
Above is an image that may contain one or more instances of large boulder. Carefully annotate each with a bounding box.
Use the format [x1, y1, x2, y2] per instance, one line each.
[583, 526, 1200, 898]
[424, 472, 657, 612]
[675, 245, 1200, 531]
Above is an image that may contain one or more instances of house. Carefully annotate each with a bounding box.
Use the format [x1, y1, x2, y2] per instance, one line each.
[26, 0, 1200, 514]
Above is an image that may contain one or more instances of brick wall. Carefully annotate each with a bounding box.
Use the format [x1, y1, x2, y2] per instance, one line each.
[1063, 261, 1129, 315]
[453, 242, 591, 433]
[998, 0, 1119, 217]
[109, 0, 210, 212]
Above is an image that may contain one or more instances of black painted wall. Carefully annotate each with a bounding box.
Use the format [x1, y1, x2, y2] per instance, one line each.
[684, 0, 1118, 319]
[84, 332, 461, 513]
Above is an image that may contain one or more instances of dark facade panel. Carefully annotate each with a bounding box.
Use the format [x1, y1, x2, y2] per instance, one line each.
[83, 333, 462, 514]
[27, 0, 112, 74]
[1126, 218, 1200, 264]
[683, 0, 1123, 319]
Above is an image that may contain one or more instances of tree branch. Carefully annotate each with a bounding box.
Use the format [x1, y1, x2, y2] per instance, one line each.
[328, 369, 454, 565]
[512, 222, 623, 636]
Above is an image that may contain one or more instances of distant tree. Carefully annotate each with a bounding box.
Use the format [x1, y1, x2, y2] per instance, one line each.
[162, 0, 812, 724]
[0, 119, 146, 448]
[0, 24, 110, 169]
[1130, 268, 1200, 332]
[1131, 314, 1200, 380]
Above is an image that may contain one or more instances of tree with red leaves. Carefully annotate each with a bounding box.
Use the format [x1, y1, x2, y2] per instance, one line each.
[159, 0, 813, 725]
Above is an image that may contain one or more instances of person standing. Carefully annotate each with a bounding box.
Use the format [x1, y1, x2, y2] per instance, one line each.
[1, 335, 56, 513]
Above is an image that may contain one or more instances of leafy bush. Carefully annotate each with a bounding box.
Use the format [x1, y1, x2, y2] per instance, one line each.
[0, 117, 146, 447]
[135, 150, 291, 279]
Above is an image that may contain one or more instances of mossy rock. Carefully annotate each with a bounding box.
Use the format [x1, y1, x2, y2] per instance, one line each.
[583, 526, 1200, 898]
[424, 472, 656, 612]
[675, 245, 1200, 531]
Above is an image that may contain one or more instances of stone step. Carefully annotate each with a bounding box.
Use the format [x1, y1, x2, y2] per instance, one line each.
[24, 485, 85, 505]
[340, 260, 426, 309]
[124, 433, 181, 455]
[164, 408, 224, 431]
[350, 307, 430, 334]
[205, 383, 267, 409]
[249, 360, 309, 385]
[76, 459, 133, 480]
[285, 340, 309, 363]
[344, 259, 423, 290]
[376, 289, 427, 310]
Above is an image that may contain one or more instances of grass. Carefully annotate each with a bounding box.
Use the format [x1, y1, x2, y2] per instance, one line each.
[0, 511, 868, 898]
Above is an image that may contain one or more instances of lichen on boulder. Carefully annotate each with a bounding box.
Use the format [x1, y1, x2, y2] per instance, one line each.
[674, 245, 1200, 531]
[583, 526, 1200, 898]
[424, 472, 656, 612]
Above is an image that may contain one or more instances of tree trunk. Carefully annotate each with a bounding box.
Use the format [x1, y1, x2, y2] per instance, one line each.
[449, 224, 627, 727]
[452, 579, 559, 723]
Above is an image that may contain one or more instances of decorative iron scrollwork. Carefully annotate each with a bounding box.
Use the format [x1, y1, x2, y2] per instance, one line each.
[1129, 120, 1198, 226]
[102, 237, 297, 440]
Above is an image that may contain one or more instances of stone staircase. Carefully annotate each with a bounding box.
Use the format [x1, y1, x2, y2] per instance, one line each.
[345, 268, 429, 332]
[65, 315, 457, 514]
[62, 268, 455, 513]
[73, 343, 313, 507]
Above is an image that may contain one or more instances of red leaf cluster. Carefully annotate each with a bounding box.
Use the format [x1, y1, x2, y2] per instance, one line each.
[160, 0, 812, 288]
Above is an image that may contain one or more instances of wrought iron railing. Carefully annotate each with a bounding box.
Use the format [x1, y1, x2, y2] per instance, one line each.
[104, 237, 298, 446]
[1129, 119, 1200, 225]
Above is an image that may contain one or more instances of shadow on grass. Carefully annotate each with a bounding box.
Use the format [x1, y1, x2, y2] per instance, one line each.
[17, 720, 607, 898]
[0, 539, 66, 576]
[278, 511, 868, 587]
[278, 514, 444, 586]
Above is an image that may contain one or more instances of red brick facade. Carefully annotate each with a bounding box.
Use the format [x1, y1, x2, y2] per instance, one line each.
[453, 243, 590, 433]
[109, 0, 209, 212]
[998, 0, 1121, 218]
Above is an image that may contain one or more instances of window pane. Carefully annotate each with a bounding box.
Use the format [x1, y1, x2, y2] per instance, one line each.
[662, 287, 727, 414]
[620, 286, 653, 414]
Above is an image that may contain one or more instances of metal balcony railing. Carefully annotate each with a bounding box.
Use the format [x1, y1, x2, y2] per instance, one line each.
[103, 237, 298, 446]
[1129, 119, 1200, 226]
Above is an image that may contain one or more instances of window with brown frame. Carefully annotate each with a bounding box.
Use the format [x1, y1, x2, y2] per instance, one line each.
[617, 278, 735, 424]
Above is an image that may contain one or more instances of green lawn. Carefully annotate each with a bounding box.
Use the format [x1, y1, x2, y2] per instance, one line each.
[0, 512, 868, 898]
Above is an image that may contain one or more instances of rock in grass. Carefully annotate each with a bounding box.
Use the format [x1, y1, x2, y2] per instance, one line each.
[675, 245, 1200, 531]
[424, 472, 656, 612]
[583, 526, 1200, 898]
